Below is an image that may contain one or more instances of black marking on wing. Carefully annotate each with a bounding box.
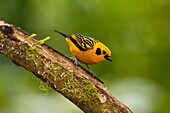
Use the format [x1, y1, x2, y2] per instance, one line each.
[69, 35, 87, 51]
[70, 34, 98, 51]
[82, 37, 98, 49]
[83, 39, 92, 46]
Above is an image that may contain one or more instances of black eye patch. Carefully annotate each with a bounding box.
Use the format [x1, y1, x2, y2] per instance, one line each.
[95, 48, 101, 55]
[103, 50, 106, 54]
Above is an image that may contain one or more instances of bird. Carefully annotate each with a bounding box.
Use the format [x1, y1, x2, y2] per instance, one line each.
[53, 30, 112, 74]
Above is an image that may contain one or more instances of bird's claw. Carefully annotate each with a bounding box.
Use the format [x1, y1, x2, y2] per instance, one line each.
[70, 57, 79, 66]
[89, 70, 95, 76]
[85, 64, 95, 75]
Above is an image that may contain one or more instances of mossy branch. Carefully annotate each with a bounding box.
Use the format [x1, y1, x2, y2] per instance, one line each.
[0, 20, 133, 113]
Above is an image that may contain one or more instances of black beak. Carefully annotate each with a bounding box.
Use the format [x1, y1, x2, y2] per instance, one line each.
[53, 30, 70, 38]
[104, 55, 112, 62]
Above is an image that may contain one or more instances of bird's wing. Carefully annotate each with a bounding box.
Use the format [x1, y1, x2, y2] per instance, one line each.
[70, 34, 98, 51]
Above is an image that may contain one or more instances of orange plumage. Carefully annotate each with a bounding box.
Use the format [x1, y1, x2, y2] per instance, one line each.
[54, 30, 112, 72]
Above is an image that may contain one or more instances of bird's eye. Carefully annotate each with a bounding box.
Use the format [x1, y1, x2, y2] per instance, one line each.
[95, 48, 101, 55]
[103, 50, 106, 55]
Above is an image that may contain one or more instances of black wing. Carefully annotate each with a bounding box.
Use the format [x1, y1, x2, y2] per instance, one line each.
[70, 34, 98, 51]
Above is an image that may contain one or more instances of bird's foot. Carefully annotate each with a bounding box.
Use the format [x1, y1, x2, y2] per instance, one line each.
[86, 64, 103, 84]
[70, 56, 79, 66]
[86, 64, 95, 75]
[88, 68, 95, 76]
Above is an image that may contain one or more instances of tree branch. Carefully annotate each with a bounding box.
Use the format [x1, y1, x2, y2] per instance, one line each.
[0, 20, 133, 113]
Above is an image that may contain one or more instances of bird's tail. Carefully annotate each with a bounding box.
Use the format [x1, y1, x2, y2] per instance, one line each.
[53, 30, 70, 38]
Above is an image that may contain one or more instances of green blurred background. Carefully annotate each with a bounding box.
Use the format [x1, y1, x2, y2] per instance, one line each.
[0, 0, 170, 113]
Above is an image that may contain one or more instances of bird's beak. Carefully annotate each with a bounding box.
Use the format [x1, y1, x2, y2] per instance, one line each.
[53, 30, 70, 38]
[104, 55, 112, 62]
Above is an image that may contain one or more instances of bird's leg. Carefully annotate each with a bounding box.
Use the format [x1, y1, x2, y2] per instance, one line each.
[86, 64, 91, 72]
[74, 56, 78, 66]
[86, 64, 104, 84]
[70, 56, 79, 66]
[86, 64, 95, 75]
[70, 58, 104, 84]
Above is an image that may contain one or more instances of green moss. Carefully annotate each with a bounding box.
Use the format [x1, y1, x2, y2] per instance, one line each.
[60, 71, 66, 77]
[75, 74, 83, 78]
[27, 47, 36, 51]
[1, 26, 5, 30]
[68, 70, 74, 73]
[24, 33, 37, 41]
[32, 36, 50, 46]
[103, 109, 112, 113]
[39, 81, 51, 95]
[17, 38, 21, 41]
[0, 32, 4, 39]
[53, 70, 102, 111]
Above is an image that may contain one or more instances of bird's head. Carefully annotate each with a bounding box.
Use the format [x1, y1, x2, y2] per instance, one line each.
[94, 42, 112, 62]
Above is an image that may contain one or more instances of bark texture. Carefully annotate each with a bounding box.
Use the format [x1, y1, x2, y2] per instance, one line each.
[0, 20, 133, 113]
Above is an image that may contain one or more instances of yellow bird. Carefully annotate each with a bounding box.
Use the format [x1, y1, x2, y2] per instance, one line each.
[54, 30, 112, 73]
